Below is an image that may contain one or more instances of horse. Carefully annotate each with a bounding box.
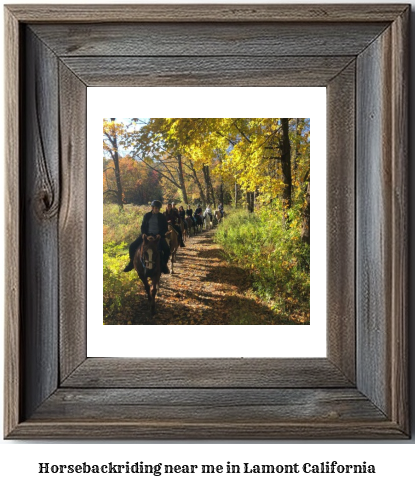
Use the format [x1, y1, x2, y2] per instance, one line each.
[133, 234, 161, 316]
[179, 218, 187, 242]
[165, 224, 179, 274]
[214, 209, 224, 224]
[194, 214, 204, 233]
[203, 210, 213, 230]
[185, 216, 195, 236]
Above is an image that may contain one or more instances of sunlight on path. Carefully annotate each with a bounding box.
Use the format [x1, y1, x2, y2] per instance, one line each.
[132, 228, 281, 325]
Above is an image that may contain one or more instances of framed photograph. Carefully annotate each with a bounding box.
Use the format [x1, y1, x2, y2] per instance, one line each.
[4, 4, 409, 439]
[91, 89, 326, 359]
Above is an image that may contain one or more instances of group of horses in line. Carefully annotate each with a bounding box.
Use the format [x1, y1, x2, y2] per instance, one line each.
[183, 208, 223, 240]
[135, 208, 225, 315]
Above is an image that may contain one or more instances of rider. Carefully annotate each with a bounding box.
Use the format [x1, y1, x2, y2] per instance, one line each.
[178, 205, 186, 221]
[186, 204, 195, 224]
[123, 200, 170, 274]
[205, 203, 212, 217]
[171, 202, 179, 217]
[218, 202, 224, 218]
[178, 205, 187, 230]
[165, 203, 185, 247]
[194, 204, 203, 226]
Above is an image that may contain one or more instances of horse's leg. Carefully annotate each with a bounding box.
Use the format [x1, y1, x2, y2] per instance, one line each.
[150, 279, 158, 315]
[171, 248, 175, 273]
[141, 276, 151, 302]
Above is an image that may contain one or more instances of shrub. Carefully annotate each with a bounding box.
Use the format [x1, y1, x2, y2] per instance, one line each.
[102, 204, 148, 324]
[214, 204, 310, 323]
[103, 241, 140, 324]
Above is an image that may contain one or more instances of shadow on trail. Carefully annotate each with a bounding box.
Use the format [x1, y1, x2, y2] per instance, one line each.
[131, 291, 283, 325]
[125, 227, 285, 325]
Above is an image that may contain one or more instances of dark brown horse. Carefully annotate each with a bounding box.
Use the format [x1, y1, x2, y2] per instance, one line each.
[133, 234, 161, 316]
[194, 214, 203, 233]
[185, 216, 196, 236]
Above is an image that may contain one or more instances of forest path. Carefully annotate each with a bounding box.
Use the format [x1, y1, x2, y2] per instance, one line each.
[130, 226, 281, 325]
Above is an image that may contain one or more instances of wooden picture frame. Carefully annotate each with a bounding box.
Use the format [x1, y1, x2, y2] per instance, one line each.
[4, 4, 409, 439]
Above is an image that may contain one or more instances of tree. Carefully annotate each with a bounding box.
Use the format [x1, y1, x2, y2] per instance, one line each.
[125, 119, 190, 204]
[280, 118, 292, 220]
[119, 118, 309, 226]
[103, 118, 125, 209]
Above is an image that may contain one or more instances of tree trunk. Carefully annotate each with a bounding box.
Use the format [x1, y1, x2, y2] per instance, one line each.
[246, 191, 255, 213]
[202, 165, 213, 206]
[110, 118, 124, 209]
[208, 168, 216, 208]
[301, 173, 310, 245]
[202, 165, 216, 207]
[190, 162, 207, 206]
[177, 154, 188, 204]
[280, 118, 292, 213]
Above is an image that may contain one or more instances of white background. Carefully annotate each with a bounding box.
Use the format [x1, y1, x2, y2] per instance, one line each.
[1, 0, 415, 487]
[90, 87, 326, 357]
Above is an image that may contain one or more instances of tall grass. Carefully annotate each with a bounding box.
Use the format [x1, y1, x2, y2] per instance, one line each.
[214, 205, 310, 323]
[103, 204, 148, 324]
[103, 203, 147, 245]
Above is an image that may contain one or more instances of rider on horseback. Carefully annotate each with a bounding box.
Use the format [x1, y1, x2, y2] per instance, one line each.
[195, 204, 203, 217]
[123, 200, 170, 274]
[178, 205, 186, 220]
[178, 205, 187, 230]
[218, 202, 224, 218]
[186, 204, 196, 225]
[165, 203, 185, 247]
[194, 204, 203, 226]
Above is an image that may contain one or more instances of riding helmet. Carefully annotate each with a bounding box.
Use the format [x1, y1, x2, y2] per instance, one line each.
[151, 200, 162, 208]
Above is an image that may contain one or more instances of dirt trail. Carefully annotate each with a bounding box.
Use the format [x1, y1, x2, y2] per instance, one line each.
[130, 227, 281, 325]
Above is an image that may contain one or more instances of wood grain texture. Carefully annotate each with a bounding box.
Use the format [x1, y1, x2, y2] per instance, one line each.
[389, 8, 409, 432]
[4, 5, 410, 440]
[62, 358, 352, 388]
[6, 4, 409, 23]
[31, 22, 388, 57]
[21, 28, 60, 419]
[7, 422, 406, 440]
[10, 410, 405, 440]
[4, 7, 21, 438]
[326, 62, 356, 383]
[61, 56, 354, 87]
[356, 31, 392, 414]
[355, 14, 409, 428]
[58, 63, 87, 381]
[357, 30, 391, 416]
[32, 388, 386, 422]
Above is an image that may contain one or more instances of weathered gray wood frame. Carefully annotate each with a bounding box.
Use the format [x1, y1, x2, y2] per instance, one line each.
[4, 4, 409, 439]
